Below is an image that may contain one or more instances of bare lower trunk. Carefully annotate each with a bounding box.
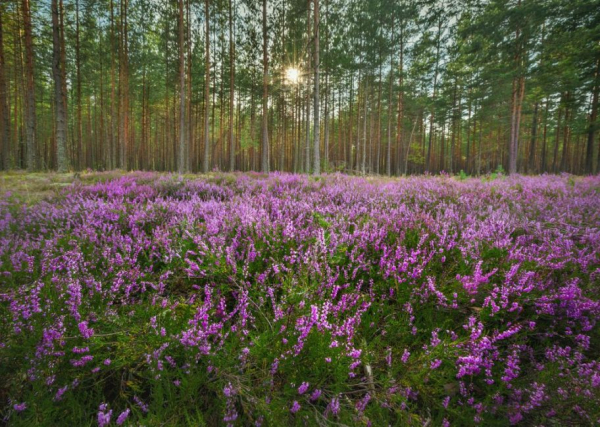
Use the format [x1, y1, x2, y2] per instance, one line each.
[312, 0, 320, 175]
[586, 59, 599, 174]
[52, 0, 67, 172]
[261, 0, 269, 173]
[203, 0, 210, 173]
[0, 9, 9, 170]
[229, 0, 235, 172]
[528, 102, 539, 173]
[22, 0, 36, 170]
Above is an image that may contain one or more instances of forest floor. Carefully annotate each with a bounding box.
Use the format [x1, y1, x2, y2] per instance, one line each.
[1, 171, 600, 426]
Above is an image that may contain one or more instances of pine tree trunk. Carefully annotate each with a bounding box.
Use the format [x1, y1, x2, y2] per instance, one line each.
[362, 78, 367, 175]
[313, 0, 320, 175]
[261, 0, 269, 173]
[586, 59, 599, 174]
[0, 8, 9, 170]
[426, 17, 442, 173]
[396, 21, 404, 175]
[76, 0, 82, 170]
[540, 98, 549, 173]
[22, 0, 36, 170]
[203, 0, 210, 173]
[119, 0, 129, 170]
[552, 102, 562, 173]
[229, 0, 235, 172]
[386, 16, 394, 176]
[52, 0, 67, 172]
[528, 102, 539, 173]
[178, 0, 186, 174]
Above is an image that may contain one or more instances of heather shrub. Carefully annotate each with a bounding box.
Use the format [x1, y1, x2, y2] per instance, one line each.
[1, 173, 600, 426]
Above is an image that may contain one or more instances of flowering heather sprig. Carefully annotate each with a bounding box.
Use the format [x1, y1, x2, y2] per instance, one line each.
[116, 408, 130, 425]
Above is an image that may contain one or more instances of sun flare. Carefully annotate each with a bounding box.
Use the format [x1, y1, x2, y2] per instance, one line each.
[285, 67, 301, 84]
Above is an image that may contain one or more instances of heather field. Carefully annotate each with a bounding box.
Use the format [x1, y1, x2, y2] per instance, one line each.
[2, 172, 600, 427]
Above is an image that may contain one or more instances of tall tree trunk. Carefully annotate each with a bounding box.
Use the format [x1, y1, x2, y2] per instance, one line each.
[386, 14, 394, 176]
[347, 74, 353, 172]
[203, 0, 210, 173]
[261, 0, 269, 173]
[304, 0, 311, 173]
[312, 0, 320, 175]
[586, 58, 600, 174]
[449, 80, 458, 174]
[540, 98, 549, 173]
[509, 0, 525, 175]
[178, 0, 186, 174]
[426, 17, 442, 173]
[76, 0, 82, 170]
[528, 102, 538, 173]
[119, 0, 129, 170]
[560, 94, 570, 171]
[22, 0, 36, 170]
[0, 7, 9, 170]
[362, 78, 368, 174]
[52, 0, 67, 172]
[552, 103, 562, 173]
[323, 0, 330, 171]
[396, 20, 404, 174]
[229, 0, 235, 172]
[109, 0, 116, 169]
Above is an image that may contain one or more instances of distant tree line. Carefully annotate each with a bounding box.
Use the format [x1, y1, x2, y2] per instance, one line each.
[0, 0, 599, 175]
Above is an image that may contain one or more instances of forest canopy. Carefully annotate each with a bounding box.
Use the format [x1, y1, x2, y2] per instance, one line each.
[1, 0, 599, 175]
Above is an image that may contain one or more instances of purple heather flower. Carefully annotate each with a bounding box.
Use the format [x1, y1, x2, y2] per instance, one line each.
[298, 382, 309, 395]
[116, 408, 130, 425]
[310, 389, 322, 401]
[13, 402, 26, 412]
[97, 404, 112, 427]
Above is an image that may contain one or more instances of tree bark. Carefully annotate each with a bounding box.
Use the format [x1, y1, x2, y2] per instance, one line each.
[261, 0, 270, 173]
[22, 0, 36, 170]
[426, 17, 442, 173]
[313, 0, 320, 175]
[528, 102, 538, 173]
[203, 0, 210, 173]
[178, 0, 187, 174]
[0, 7, 9, 170]
[229, 0, 235, 172]
[119, 0, 129, 170]
[76, 0, 82, 170]
[396, 19, 404, 175]
[52, 0, 68, 172]
[586, 59, 599, 174]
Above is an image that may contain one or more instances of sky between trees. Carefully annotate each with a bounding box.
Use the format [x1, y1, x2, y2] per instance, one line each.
[1, 0, 599, 175]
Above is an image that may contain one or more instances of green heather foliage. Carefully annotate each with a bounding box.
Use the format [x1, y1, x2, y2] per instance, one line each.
[1, 172, 600, 426]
